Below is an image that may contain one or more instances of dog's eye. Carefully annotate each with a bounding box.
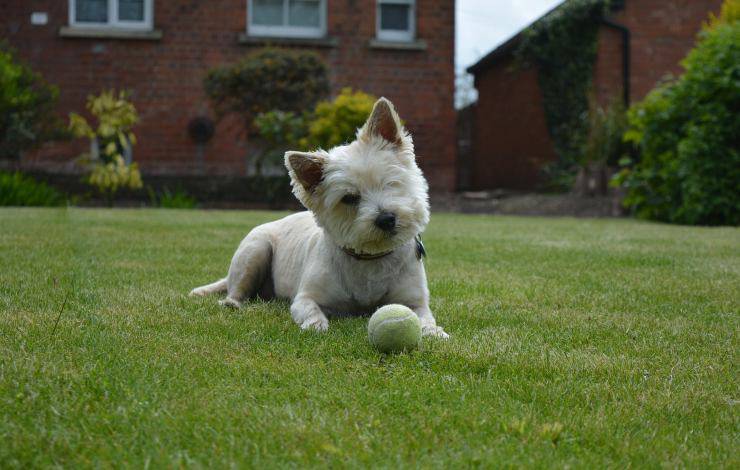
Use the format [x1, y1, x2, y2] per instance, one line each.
[341, 194, 360, 205]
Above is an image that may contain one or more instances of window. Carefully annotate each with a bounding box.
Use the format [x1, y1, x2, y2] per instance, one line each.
[248, 0, 326, 38]
[377, 0, 415, 42]
[69, 0, 153, 30]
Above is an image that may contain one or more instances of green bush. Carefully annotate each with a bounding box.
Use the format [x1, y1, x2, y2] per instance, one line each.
[516, 0, 613, 186]
[302, 88, 377, 149]
[252, 110, 307, 174]
[148, 187, 197, 209]
[0, 172, 66, 206]
[0, 43, 65, 159]
[204, 49, 329, 129]
[615, 6, 739, 225]
[249, 88, 376, 175]
[70, 90, 143, 204]
[581, 98, 628, 167]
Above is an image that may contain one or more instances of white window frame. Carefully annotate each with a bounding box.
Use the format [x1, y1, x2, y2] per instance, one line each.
[376, 0, 415, 42]
[68, 0, 153, 30]
[247, 0, 327, 38]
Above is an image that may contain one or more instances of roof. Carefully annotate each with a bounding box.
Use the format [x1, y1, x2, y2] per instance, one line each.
[466, 1, 567, 75]
[465, 33, 522, 75]
[466, 0, 623, 75]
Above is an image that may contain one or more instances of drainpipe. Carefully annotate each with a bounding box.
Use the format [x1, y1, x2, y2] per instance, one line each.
[600, 18, 631, 107]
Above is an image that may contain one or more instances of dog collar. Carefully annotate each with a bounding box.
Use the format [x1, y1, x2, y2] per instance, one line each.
[342, 235, 426, 261]
[342, 246, 394, 260]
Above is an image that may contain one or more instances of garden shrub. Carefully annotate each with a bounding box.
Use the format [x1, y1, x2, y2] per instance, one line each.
[0, 171, 66, 206]
[615, 3, 739, 225]
[572, 98, 628, 196]
[204, 49, 329, 129]
[69, 90, 143, 204]
[147, 187, 197, 209]
[581, 98, 627, 168]
[250, 88, 376, 175]
[0, 43, 65, 159]
[252, 110, 307, 174]
[204, 48, 329, 176]
[516, 0, 613, 189]
[302, 88, 377, 150]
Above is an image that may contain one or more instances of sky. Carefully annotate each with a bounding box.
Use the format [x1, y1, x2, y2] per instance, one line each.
[456, 0, 565, 72]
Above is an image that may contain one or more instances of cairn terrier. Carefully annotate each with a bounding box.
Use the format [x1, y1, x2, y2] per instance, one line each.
[190, 98, 448, 338]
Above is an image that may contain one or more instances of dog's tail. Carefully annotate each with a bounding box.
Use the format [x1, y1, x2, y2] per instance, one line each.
[189, 278, 227, 297]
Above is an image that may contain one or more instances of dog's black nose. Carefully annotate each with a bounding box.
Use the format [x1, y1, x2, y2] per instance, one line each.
[374, 212, 397, 232]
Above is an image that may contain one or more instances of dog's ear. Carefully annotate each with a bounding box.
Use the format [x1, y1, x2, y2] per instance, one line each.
[285, 151, 325, 193]
[359, 97, 402, 145]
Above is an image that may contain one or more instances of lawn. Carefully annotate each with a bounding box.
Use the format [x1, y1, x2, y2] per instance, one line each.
[1, 208, 738, 468]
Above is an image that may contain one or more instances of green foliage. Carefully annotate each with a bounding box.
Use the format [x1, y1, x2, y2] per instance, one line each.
[204, 49, 330, 129]
[707, 0, 740, 26]
[302, 88, 377, 150]
[581, 98, 628, 167]
[87, 156, 143, 200]
[516, 0, 613, 184]
[0, 171, 65, 206]
[0, 43, 65, 159]
[252, 110, 307, 174]
[147, 187, 198, 209]
[70, 90, 143, 202]
[254, 111, 307, 148]
[250, 89, 376, 175]
[615, 13, 740, 225]
[69, 89, 138, 157]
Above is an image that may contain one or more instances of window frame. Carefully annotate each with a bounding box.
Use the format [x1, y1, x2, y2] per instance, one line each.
[247, 0, 327, 39]
[68, 0, 153, 30]
[376, 0, 415, 42]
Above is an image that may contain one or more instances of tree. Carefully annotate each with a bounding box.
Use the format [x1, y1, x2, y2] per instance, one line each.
[615, 0, 740, 225]
[0, 43, 64, 160]
[204, 48, 330, 134]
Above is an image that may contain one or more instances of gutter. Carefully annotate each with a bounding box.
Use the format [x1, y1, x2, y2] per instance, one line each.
[600, 18, 631, 107]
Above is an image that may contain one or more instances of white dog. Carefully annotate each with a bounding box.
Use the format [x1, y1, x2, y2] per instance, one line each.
[190, 98, 448, 338]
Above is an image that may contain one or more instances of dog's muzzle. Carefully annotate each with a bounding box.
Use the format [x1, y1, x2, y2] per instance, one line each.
[374, 211, 396, 232]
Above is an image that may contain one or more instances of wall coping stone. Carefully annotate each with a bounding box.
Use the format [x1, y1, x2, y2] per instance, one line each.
[59, 26, 163, 40]
[237, 34, 338, 48]
[368, 39, 427, 51]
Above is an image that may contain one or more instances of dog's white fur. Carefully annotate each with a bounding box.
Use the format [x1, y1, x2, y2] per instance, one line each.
[190, 98, 448, 338]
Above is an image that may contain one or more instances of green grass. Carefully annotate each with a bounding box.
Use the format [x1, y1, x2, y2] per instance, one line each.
[1, 208, 738, 468]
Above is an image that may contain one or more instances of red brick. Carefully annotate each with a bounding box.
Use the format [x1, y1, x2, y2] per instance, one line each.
[468, 0, 722, 190]
[4, 0, 456, 191]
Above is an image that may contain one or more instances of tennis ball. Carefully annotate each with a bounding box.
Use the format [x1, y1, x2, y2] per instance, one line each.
[368, 304, 422, 353]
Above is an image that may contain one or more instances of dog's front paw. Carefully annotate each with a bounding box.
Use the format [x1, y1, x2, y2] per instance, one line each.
[300, 315, 329, 332]
[422, 325, 449, 339]
[218, 297, 243, 309]
[189, 287, 207, 297]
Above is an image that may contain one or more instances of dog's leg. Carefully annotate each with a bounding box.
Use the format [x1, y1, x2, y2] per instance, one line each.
[414, 305, 450, 339]
[189, 278, 227, 297]
[290, 295, 329, 332]
[385, 262, 449, 338]
[220, 230, 272, 309]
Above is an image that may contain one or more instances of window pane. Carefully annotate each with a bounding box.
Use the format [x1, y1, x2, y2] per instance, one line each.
[253, 0, 284, 26]
[288, 0, 320, 28]
[380, 4, 409, 31]
[119, 0, 144, 21]
[76, 0, 108, 22]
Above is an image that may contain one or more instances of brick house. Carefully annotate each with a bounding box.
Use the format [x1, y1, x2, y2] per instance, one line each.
[463, 0, 722, 191]
[3, 0, 456, 192]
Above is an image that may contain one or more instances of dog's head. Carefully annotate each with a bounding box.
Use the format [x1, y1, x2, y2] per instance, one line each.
[285, 97, 430, 255]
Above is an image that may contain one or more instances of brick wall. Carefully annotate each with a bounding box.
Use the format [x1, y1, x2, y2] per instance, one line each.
[594, 0, 723, 106]
[2, 0, 456, 191]
[469, 0, 722, 191]
[470, 56, 557, 190]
